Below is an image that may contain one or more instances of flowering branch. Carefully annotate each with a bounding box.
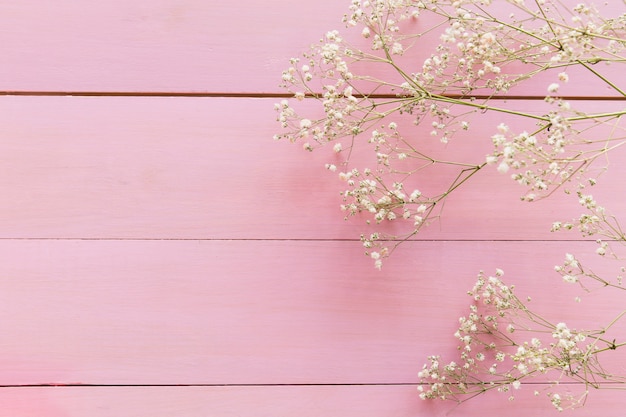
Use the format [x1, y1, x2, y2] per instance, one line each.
[417, 269, 626, 411]
[275, 0, 626, 410]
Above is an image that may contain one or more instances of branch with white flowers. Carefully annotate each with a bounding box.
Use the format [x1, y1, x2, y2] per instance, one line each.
[275, 0, 626, 410]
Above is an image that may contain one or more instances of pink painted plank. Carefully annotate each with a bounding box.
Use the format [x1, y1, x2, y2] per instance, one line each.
[0, 239, 622, 385]
[0, 0, 342, 93]
[0, 0, 623, 96]
[0, 385, 623, 417]
[0, 96, 625, 240]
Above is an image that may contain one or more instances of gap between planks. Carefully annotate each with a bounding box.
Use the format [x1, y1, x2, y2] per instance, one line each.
[0, 382, 600, 388]
[0, 238, 603, 242]
[0, 91, 625, 101]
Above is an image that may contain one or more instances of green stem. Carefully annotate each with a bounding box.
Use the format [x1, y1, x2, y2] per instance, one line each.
[439, 163, 487, 199]
[429, 95, 549, 121]
[378, 41, 550, 122]
[577, 59, 626, 97]
[588, 310, 626, 354]
[567, 110, 626, 122]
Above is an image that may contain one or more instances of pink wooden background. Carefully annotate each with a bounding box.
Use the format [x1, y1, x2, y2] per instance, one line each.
[1, 1, 625, 415]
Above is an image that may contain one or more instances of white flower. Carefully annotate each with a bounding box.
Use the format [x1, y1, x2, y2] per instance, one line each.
[339, 172, 351, 181]
[480, 32, 496, 46]
[374, 259, 382, 270]
[497, 123, 509, 134]
[486, 155, 498, 165]
[564, 253, 578, 267]
[362, 27, 371, 38]
[333, 142, 343, 153]
[548, 83, 560, 93]
[392, 42, 404, 55]
[497, 162, 510, 173]
[409, 190, 422, 202]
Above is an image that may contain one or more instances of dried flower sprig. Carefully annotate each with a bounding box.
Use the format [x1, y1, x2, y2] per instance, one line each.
[417, 269, 626, 411]
[275, 0, 626, 410]
[275, 0, 626, 267]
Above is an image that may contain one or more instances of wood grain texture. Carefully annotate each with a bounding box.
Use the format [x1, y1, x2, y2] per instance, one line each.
[2, 0, 626, 415]
[0, 96, 625, 240]
[1, 385, 625, 417]
[0, 239, 623, 386]
[0, 0, 623, 96]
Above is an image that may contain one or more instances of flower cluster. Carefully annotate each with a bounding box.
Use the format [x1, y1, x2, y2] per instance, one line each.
[275, 0, 626, 410]
[275, 0, 626, 268]
[417, 270, 623, 411]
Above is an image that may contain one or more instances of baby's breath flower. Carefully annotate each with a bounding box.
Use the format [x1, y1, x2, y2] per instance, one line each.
[278, 1, 626, 408]
[548, 83, 560, 93]
[497, 162, 510, 173]
[562, 274, 578, 283]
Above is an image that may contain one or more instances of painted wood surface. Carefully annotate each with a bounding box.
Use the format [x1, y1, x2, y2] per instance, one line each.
[1, 1, 626, 416]
[1, 97, 625, 240]
[0, 0, 623, 96]
[3, 239, 623, 386]
[2, 385, 626, 417]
